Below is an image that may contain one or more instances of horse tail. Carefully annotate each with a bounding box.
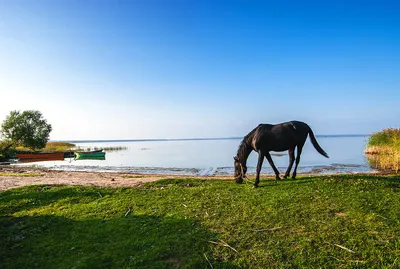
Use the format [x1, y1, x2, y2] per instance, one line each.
[308, 127, 329, 158]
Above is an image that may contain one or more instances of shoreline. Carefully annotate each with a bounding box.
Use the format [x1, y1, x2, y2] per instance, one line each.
[0, 165, 232, 191]
[0, 165, 389, 191]
[14, 161, 375, 176]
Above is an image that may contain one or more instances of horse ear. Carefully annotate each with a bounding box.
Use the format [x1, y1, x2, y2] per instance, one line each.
[233, 156, 239, 161]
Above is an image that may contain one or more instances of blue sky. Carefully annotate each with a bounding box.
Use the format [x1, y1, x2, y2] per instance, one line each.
[0, 0, 399, 140]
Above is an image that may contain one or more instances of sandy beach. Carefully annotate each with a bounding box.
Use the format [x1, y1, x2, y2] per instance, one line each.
[0, 165, 234, 191]
[0, 165, 386, 191]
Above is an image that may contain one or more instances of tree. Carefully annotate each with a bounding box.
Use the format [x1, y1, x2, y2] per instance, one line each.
[1, 110, 52, 150]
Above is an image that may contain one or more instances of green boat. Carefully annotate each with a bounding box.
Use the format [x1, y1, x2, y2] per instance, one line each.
[75, 151, 106, 160]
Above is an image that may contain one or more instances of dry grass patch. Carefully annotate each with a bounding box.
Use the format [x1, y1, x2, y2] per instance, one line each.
[0, 172, 42, 177]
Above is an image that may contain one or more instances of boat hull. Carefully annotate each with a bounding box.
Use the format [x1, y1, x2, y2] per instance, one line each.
[16, 152, 65, 163]
[75, 151, 106, 160]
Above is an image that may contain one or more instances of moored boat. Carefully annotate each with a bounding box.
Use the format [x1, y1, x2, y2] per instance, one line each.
[74, 151, 106, 160]
[16, 152, 65, 162]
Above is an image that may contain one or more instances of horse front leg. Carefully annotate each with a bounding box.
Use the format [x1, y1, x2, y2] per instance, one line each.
[265, 152, 280, 180]
[284, 148, 295, 179]
[254, 151, 265, 188]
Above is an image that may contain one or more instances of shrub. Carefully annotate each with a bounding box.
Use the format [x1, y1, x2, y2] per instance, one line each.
[367, 128, 400, 147]
[0, 141, 16, 161]
[366, 128, 400, 172]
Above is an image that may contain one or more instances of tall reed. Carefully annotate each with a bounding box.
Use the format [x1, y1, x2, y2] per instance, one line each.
[365, 128, 400, 172]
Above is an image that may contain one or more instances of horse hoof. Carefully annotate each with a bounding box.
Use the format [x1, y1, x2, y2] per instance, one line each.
[253, 185, 258, 188]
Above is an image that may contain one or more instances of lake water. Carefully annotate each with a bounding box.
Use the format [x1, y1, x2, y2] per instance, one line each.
[17, 135, 376, 176]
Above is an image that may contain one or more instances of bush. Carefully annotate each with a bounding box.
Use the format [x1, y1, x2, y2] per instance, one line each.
[367, 128, 400, 147]
[0, 141, 16, 161]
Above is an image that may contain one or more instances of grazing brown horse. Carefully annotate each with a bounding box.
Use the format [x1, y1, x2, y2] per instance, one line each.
[234, 121, 329, 188]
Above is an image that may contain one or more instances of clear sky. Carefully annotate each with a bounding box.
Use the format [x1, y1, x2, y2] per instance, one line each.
[0, 0, 399, 140]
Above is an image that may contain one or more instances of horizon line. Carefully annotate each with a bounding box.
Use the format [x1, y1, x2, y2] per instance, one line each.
[53, 134, 370, 143]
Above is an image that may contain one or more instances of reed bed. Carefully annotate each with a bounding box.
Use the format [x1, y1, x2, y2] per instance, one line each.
[16, 142, 76, 153]
[102, 146, 128, 152]
[73, 146, 128, 152]
[43, 142, 76, 152]
[365, 128, 400, 172]
[15, 143, 126, 153]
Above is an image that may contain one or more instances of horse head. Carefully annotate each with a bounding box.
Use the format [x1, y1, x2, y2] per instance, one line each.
[233, 156, 247, 183]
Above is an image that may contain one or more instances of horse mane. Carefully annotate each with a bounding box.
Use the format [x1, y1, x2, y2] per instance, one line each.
[236, 125, 259, 162]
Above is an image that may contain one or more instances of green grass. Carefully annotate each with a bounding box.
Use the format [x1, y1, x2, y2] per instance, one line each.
[1, 175, 399, 268]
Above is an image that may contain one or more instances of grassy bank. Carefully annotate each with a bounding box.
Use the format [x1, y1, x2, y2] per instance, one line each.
[365, 128, 400, 172]
[1, 175, 399, 268]
[16, 142, 76, 153]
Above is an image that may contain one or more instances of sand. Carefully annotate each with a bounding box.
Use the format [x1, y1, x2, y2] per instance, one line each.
[0, 165, 232, 191]
[0, 165, 387, 191]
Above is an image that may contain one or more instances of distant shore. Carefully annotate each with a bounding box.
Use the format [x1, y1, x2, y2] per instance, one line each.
[57, 134, 370, 144]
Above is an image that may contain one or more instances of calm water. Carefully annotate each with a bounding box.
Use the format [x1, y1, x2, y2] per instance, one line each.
[18, 135, 375, 176]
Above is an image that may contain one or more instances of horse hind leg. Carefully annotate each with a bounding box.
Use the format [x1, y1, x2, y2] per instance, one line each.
[283, 148, 295, 179]
[292, 145, 303, 179]
[265, 152, 280, 180]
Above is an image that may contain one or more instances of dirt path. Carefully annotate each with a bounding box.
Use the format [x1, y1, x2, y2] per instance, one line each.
[0, 166, 232, 191]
